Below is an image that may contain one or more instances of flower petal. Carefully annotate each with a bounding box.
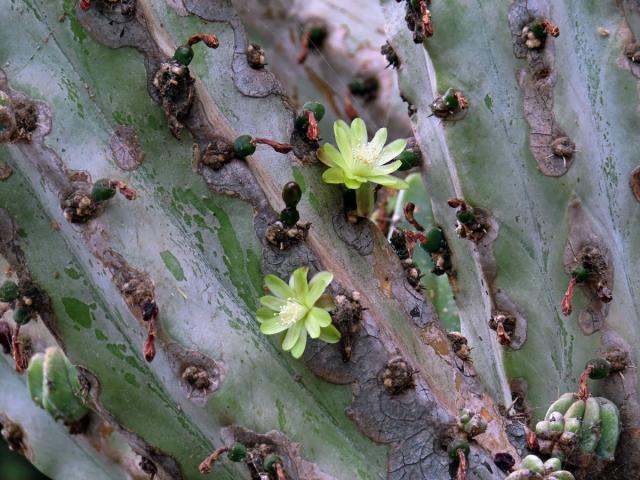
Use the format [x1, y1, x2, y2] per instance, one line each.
[317, 143, 345, 169]
[260, 295, 287, 311]
[282, 320, 303, 351]
[264, 274, 294, 299]
[306, 271, 333, 307]
[343, 177, 363, 189]
[260, 318, 290, 335]
[315, 294, 336, 311]
[289, 266, 309, 298]
[318, 324, 341, 343]
[370, 160, 403, 176]
[322, 167, 346, 185]
[305, 314, 321, 339]
[308, 307, 332, 328]
[369, 127, 388, 156]
[291, 329, 308, 358]
[334, 120, 353, 166]
[377, 139, 407, 165]
[256, 306, 277, 323]
[368, 175, 409, 189]
[350, 118, 367, 145]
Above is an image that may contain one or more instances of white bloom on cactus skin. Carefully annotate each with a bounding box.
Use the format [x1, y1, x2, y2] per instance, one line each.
[318, 118, 408, 191]
[256, 266, 341, 359]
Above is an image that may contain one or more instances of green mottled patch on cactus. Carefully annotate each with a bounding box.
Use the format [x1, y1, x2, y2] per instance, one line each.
[61, 297, 92, 329]
[160, 250, 185, 282]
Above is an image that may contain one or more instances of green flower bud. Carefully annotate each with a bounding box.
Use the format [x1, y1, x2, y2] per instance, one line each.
[421, 227, 446, 254]
[91, 179, 117, 203]
[587, 358, 611, 379]
[14, 307, 32, 326]
[442, 88, 460, 110]
[282, 182, 302, 207]
[233, 135, 256, 158]
[544, 457, 562, 473]
[396, 150, 418, 171]
[173, 45, 194, 66]
[0, 280, 19, 303]
[227, 442, 247, 462]
[456, 210, 476, 225]
[571, 266, 589, 283]
[27, 353, 45, 409]
[447, 438, 469, 461]
[280, 207, 300, 228]
[263, 454, 283, 474]
[520, 455, 544, 474]
[535, 420, 551, 438]
[295, 101, 326, 130]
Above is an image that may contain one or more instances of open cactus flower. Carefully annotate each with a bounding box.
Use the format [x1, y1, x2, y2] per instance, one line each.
[256, 267, 341, 358]
[318, 118, 408, 217]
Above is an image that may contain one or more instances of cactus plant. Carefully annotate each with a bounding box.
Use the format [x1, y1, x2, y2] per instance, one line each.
[1, 1, 639, 480]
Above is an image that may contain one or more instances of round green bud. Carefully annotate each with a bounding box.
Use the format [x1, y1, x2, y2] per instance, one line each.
[587, 358, 611, 379]
[456, 210, 476, 225]
[348, 80, 367, 96]
[173, 45, 194, 66]
[91, 179, 117, 203]
[528, 21, 547, 40]
[421, 227, 446, 254]
[544, 457, 562, 474]
[535, 420, 551, 438]
[447, 438, 469, 461]
[308, 26, 327, 46]
[0, 280, 20, 303]
[396, 150, 418, 171]
[520, 455, 544, 474]
[263, 454, 283, 474]
[233, 135, 256, 158]
[571, 266, 589, 283]
[282, 181, 302, 207]
[302, 101, 325, 121]
[442, 88, 460, 110]
[14, 307, 32, 326]
[227, 442, 247, 462]
[280, 207, 300, 228]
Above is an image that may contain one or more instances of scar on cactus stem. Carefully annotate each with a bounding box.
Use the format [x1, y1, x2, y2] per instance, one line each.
[381, 355, 416, 394]
[331, 291, 363, 362]
[294, 101, 325, 142]
[265, 181, 311, 250]
[549, 136, 578, 168]
[624, 42, 640, 63]
[319, 118, 408, 219]
[256, 267, 340, 359]
[390, 230, 423, 290]
[153, 34, 220, 139]
[521, 18, 560, 49]
[447, 332, 472, 361]
[489, 311, 516, 346]
[62, 178, 137, 223]
[430, 88, 468, 120]
[193, 138, 235, 170]
[138, 457, 157, 479]
[561, 244, 612, 316]
[233, 135, 293, 158]
[399, 0, 433, 44]
[297, 20, 327, 64]
[381, 41, 400, 69]
[246, 43, 266, 69]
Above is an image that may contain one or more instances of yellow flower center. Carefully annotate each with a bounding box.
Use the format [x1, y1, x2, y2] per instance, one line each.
[352, 143, 378, 166]
[279, 299, 307, 327]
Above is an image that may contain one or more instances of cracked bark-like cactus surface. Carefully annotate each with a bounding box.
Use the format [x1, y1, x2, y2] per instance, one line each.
[0, 1, 638, 480]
